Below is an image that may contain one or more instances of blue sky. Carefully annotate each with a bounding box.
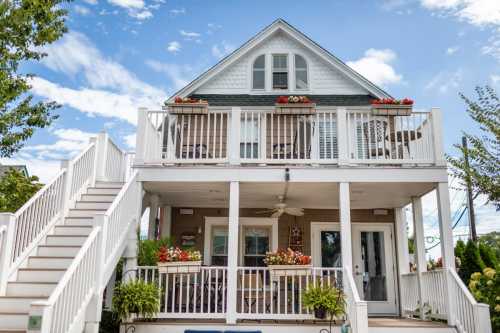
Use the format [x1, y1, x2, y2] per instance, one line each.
[3, 0, 499, 256]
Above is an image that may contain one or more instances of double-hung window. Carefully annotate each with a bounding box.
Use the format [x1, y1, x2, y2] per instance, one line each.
[244, 227, 270, 267]
[252, 55, 266, 90]
[212, 227, 228, 266]
[272, 54, 288, 90]
[295, 54, 308, 90]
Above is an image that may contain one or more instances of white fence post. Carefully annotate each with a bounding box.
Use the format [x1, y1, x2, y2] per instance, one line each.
[430, 107, 446, 166]
[60, 159, 73, 218]
[474, 303, 492, 333]
[95, 132, 109, 182]
[0, 213, 16, 295]
[337, 107, 349, 166]
[135, 107, 147, 165]
[226, 181, 239, 324]
[412, 196, 427, 320]
[229, 107, 241, 165]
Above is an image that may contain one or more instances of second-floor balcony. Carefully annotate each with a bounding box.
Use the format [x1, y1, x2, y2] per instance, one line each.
[136, 106, 444, 167]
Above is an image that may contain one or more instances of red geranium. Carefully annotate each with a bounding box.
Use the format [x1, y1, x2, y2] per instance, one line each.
[371, 97, 414, 105]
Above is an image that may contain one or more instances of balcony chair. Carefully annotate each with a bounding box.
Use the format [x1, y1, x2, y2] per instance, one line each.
[238, 272, 272, 313]
[362, 119, 390, 159]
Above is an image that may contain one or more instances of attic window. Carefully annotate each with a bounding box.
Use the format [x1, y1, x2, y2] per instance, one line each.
[272, 54, 288, 90]
[252, 55, 265, 90]
[295, 54, 308, 89]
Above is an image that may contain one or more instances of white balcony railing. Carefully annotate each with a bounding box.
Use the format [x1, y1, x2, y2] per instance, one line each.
[136, 107, 443, 167]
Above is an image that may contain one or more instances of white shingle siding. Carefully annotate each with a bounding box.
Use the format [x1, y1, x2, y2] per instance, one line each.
[195, 31, 369, 95]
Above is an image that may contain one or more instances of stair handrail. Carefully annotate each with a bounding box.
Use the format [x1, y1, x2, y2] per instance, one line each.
[343, 267, 368, 333]
[448, 268, 492, 333]
[30, 227, 102, 333]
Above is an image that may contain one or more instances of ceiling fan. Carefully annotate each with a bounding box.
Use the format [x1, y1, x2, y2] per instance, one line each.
[257, 178, 304, 218]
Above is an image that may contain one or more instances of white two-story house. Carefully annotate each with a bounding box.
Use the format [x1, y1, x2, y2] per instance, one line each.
[0, 19, 491, 333]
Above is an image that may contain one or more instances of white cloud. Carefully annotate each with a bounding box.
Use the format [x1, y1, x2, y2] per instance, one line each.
[167, 41, 181, 53]
[74, 5, 90, 15]
[424, 69, 463, 94]
[491, 74, 500, 83]
[108, 0, 144, 9]
[446, 46, 459, 55]
[1, 157, 61, 183]
[36, 31, 165, 123]
[145, 60, 194, 91]
[170, 8, 186, 15]
[346, 48, 403, 86]
[421, 0, 500, 27]
[83, 0, 98, 4]
[23, 128, 97, 155]
[211, 41, 235, 59]
[129, 9, 152, 20]
[180, 30, 201, 41]
[124, 133, 136, 148]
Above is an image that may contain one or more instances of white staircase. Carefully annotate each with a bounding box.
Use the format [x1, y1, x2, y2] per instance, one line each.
[0, 133, 139, 333]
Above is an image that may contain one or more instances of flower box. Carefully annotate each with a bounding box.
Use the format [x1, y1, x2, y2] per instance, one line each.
[371, 104, 412, 116]
[165, 102, 209, 115]
[157, 261, 202, 274]
[268, 264, 312, 277]
[274, 103, 316, 115]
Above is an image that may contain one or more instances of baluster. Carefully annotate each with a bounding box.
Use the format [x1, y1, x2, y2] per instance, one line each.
[219, 113, 223, 159]
[212, 113, 217, 159]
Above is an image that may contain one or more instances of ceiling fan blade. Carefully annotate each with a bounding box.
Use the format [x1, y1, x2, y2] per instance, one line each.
[271, 210, 283, 218]
[284, 207, 304, 216]
[256, 210, 274, 214]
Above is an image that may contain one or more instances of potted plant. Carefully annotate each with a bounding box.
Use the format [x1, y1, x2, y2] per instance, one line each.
[156, 246, 202, 274]
[371, 97, 414, 116]
[275, 95, 316, 114]
[302, 284, 345, 321]
[112, 280, 160, 323]
[264, 248, 312, 277]
[164, 96, 209, 114]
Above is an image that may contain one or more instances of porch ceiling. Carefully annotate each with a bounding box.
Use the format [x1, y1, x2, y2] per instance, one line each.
[143, 181, 435, 209]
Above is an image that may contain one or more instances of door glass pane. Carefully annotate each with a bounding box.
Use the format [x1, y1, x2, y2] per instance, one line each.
[361, 231, 387, 301]
[321, 231, 342, 267]
[244, 227, 270, 267]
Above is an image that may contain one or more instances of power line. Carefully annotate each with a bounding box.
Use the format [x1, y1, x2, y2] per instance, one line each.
[425, 205, 468, 251]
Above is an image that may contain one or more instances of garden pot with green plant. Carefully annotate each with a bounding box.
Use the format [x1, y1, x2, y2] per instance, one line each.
[303, 284, 345, 322]
[112, 280, 160, 326]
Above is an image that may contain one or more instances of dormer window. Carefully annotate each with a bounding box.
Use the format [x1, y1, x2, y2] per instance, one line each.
[252, 55, 265, 90]
[295, 54, 308, 89]
[272, 54, 288, 90]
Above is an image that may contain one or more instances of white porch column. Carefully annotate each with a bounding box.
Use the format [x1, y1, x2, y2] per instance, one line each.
[226, 181, 239, 324]
[436, 182, 456, 326]
[0, 213, 16, 295]
[412, 196, 426, 320]
[160, 205, 172, 238]
[395, 207, 410, 275]
[339, 182, 352, 270]
[148, 194, 160, 240]
[229, 107, 241, 165]
[430, 108, 446, 167]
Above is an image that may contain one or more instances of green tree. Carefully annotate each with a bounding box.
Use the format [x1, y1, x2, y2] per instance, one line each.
[0, 0, 69, 157]
[447, 86, 500, 209]
[480, 231, 500, 260]
[460, 240, 485, 283]
[479, 242, 498, 268]
[0, 168, 42, 212]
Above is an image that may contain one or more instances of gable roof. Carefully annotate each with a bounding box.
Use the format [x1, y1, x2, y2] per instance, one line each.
[168, 19, 392, 101]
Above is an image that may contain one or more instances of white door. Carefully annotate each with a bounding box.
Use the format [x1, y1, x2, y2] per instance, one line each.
[352, 224, 397, 315]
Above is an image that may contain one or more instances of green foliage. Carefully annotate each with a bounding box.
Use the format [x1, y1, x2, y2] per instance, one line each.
[302, 284, 345, 319]
[408, 237, 415, 254]
[468, 267, 500, 332]
[480, 232, 500, 260]
[460, 240, 485, 284]
[112, 280, 160, 322]
[137, 237, 173, 266]
[0, 0, 69, 157]
[447, 86, 500, 209]
[0, 168, 42, 212]
[99, 310, 119, 333]
[479, 242, 498, 268]
[455, 239, 466, 260]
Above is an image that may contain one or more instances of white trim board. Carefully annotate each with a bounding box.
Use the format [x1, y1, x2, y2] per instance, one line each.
[203, 216, 278, 265]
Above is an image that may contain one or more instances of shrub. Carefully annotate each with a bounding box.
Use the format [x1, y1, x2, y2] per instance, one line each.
[460, 240, 485, 283]
[479, 242, 498, 268]
[138, 237, 173, 266]
[468, 267, 500, 332]
[302, 284, 345, 320]
[112, 280, 160, 322]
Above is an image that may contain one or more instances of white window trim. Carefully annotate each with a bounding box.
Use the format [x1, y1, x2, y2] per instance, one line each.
[294, 53, 309, 91]
[204, 216, 278, 266]
[251, 54, 266, 91]
[310, 222, 340, 267]
[272, 53, 289, 91]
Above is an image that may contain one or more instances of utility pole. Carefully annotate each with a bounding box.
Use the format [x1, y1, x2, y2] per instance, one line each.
[462, 136, 477, 241]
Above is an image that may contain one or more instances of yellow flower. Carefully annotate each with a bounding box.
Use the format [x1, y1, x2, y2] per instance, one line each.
[471, 272, 482, 281]
[495, 304, 500, 313]
[483, 268, 496, 279]
[469, 280, 478, 290]
[487, 280, 494, 286]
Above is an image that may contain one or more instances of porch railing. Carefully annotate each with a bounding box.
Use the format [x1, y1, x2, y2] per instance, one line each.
[137, 107, 443, 167]
[400, 269, 492, 333]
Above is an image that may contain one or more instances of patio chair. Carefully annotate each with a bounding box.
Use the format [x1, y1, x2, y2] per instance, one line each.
[238, 272, 272, 313]
[362, 119, 390, 158]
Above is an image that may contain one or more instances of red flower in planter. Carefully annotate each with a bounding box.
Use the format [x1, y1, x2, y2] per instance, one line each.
[371, 97, 414, 106]
[157, 246, 170, 262]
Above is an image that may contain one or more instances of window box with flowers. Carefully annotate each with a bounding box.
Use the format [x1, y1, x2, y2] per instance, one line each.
[371, 98, 414, 116]
[275, 96, 316, 114]
[164, 96, 209, 115]
[156, 246, 202, 274]
[264, 248, 312, 277]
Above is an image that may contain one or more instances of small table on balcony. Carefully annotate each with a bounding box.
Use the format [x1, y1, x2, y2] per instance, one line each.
[386, 130, 422, 158]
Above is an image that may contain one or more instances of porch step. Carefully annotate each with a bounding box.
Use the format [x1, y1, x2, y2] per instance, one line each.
[45, 234, 87, 246]
[6, 282, 57, 297]
[80, 194, 115, 202]
[17, 268, 66, 283]
[28, 256, 74, 269]
[95, 181, 124, 189]
[67, 208, 107, 218]
[0, 312, 28, 331]
[86, 186, 121, 195]
[64, 216, 94, 226]
[37, 245, 81, 257]
[54, 225, 93, 236]
[74, 201, 112, 210]
[0, 297, 46, 312]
